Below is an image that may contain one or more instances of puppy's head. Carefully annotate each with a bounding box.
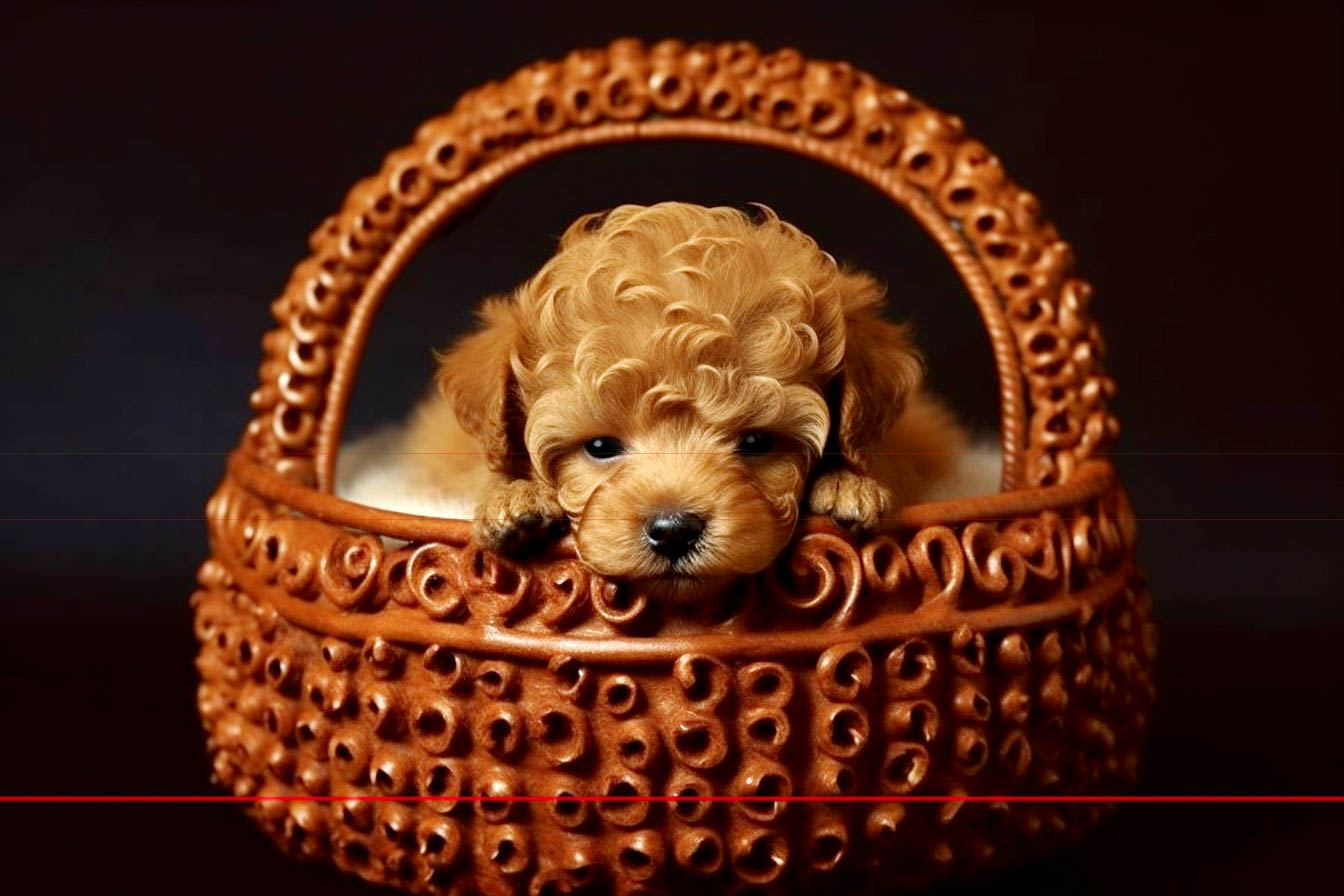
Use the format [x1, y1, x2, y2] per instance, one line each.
[439, 203, 922, 601]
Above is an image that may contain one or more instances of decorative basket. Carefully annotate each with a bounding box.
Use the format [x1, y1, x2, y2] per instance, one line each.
[192, 38, 1155, 895]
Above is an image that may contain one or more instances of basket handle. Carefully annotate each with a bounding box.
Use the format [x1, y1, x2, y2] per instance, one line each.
[244, 39, 1117, 495]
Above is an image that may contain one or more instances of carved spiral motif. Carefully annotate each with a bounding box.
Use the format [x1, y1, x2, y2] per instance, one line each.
[320, 533, 383, 610]
[206, 461, 1135, 639]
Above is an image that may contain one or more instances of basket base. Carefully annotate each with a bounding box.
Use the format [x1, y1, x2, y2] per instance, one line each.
[192, 561, 1155, 894]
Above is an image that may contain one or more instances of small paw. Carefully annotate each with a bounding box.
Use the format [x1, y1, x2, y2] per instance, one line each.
[473, 479, 569, 555]
[807, 469, 894, 533]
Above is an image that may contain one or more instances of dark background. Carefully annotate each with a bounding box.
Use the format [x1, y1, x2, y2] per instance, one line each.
[1, 0, 1340, 892]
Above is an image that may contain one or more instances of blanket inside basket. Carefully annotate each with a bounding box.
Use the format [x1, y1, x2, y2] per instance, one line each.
[335, 424, 1003, 520]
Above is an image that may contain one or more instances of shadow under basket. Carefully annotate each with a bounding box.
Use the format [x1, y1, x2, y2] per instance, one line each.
[193, 38, 1156, 895]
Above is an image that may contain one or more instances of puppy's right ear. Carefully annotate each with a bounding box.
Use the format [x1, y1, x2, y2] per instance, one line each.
[826, 273, 925, 471]
[434, 297, 527, 475]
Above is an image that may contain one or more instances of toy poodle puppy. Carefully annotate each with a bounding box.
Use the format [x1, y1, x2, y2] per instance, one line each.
[404, 202, 964, 602]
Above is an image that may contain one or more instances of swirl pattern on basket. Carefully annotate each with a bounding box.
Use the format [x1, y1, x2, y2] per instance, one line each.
[206, 464, 1135, 638]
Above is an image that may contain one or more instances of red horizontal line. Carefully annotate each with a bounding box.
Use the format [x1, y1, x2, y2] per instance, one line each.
[0, 795, 1339, 804]
[0, 450, 1340, 456]
[4, 517, 1340, 523]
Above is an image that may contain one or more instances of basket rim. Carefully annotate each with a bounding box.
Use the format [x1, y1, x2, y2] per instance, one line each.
[212, 454, 1134, 659]
[228, 450, 1117, 546]
[214, 454, 1133, 661]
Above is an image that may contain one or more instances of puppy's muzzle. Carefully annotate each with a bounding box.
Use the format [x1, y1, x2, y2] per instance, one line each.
[643, 510, 705, 561]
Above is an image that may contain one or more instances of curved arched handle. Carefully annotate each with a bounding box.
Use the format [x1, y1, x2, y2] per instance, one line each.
[242, 38, 1118, 495]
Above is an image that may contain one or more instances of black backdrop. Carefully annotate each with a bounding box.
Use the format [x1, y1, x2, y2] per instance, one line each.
[2, 1, 1341, 892]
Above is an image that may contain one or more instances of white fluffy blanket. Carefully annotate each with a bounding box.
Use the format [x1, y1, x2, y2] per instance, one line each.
[335, 424, 1003, 519]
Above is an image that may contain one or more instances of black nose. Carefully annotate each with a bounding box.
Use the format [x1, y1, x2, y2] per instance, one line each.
[643, 511, 705, 560]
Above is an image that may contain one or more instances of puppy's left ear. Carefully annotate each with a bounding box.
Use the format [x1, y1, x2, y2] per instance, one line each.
[828, 275, 924, 470]
[434, 297, 529, 476]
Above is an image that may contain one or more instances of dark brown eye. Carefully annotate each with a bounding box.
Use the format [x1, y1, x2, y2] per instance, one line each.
[737, 432, 774, 455]
[583, 437, 625, 459]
